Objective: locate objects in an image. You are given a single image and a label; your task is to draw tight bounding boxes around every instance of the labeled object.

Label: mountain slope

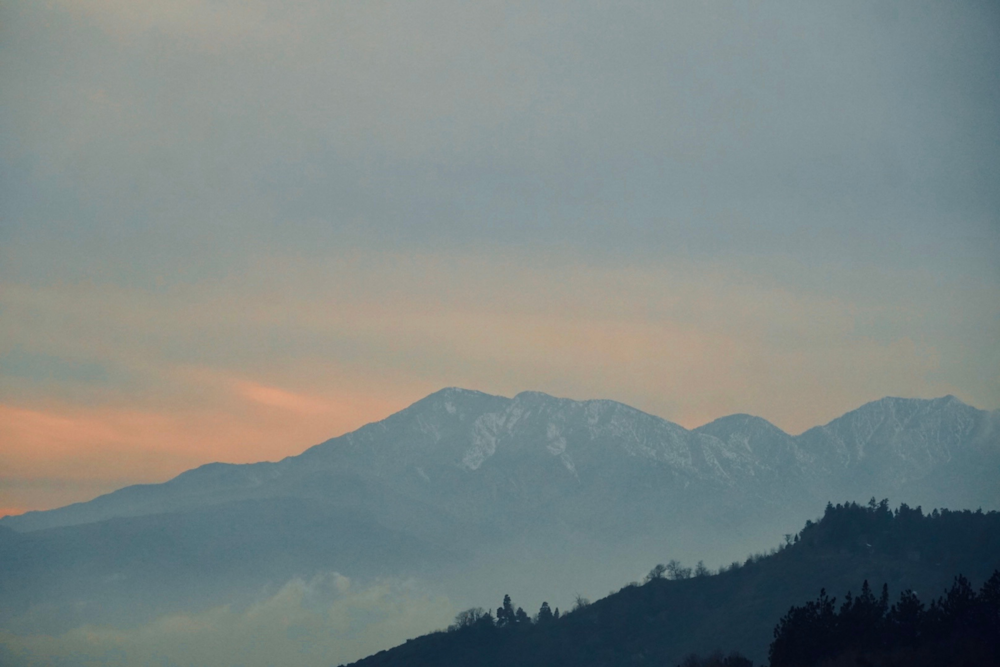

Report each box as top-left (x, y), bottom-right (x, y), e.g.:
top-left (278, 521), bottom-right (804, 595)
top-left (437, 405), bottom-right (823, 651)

top-left (0, 390), bottom-right (996, 640)
top-left (0, 388), bottom-right (797, 535)
top-left (796, 396), bottom-right (999, 499)
top-left (345, 503), bottom-right (1000, 667)
top-left (5, 390), bottom-right (995, 534)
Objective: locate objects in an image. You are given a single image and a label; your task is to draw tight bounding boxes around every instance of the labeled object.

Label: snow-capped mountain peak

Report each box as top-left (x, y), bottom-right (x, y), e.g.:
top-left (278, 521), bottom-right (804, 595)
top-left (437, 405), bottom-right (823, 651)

top-left (1, 390), bottom-right (996, 534)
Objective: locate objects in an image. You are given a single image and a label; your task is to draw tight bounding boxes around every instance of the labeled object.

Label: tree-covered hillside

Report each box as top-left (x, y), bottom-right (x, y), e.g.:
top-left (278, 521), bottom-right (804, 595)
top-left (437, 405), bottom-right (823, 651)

top-left (770, 571), bottom-right (999, 666)
top-left (345, 501), bottom-right (1000, 666)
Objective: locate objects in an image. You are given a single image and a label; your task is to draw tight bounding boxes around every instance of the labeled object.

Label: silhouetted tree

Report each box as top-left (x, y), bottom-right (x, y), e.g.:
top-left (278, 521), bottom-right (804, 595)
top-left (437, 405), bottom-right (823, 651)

top-left (771, 571), bottom-right (1000, 666)
top-left (886, 589), bottom-right (925, 646)
top-left (496, 594), bottom-right (515, 627)
top-left (514, 606), bottom-right (530, 625)
top-left (449, 607), bottom-right (488, 631)
top-left (769, 588), bottom-right (837, 666)
top-left (836, 580), bottom-right (888, 652)
top-left (666, 559), bottom-right (692, 580)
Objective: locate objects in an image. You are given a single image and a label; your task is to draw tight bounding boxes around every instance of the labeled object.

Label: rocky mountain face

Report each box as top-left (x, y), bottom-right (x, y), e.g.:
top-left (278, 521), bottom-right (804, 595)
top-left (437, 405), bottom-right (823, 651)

top-left (0, 390), bottom-right (997, 635)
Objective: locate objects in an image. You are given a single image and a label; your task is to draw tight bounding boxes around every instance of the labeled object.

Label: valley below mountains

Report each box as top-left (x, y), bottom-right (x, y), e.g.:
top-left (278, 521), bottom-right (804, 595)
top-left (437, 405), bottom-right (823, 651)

top-left (346, 501), bottom-right (1000, 667)
top-left (1, 389), bottom-right (998, 664)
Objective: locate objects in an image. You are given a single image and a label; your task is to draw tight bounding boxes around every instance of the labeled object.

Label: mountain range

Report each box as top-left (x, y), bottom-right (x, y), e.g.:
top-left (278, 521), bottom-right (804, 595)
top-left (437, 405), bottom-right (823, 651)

top-left (1, 389), bottom-right (997, 657)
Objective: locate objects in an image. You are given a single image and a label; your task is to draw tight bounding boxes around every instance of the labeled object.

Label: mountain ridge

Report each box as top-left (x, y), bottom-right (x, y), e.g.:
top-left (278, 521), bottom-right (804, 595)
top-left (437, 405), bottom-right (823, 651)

top-left (0, 389), bottom-right (996, 646)
top-left (2, 390), bottom-right (996, 534)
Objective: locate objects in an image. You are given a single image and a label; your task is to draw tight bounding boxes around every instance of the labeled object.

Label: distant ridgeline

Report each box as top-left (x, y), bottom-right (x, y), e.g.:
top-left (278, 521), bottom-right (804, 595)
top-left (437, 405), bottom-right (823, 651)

top-left (345, 501), bottom-right (1000, 667)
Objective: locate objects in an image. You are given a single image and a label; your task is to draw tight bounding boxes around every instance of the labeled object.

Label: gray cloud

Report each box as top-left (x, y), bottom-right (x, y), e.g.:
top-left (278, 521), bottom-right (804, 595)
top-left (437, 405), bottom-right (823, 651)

top-left (2, 1), bottom-right (997, 275)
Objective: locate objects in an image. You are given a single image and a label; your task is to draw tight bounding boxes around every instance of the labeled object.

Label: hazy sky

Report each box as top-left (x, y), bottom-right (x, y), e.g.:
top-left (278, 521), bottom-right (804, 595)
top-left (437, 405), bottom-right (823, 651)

top-left (2, 0), bottom-right (998, 516)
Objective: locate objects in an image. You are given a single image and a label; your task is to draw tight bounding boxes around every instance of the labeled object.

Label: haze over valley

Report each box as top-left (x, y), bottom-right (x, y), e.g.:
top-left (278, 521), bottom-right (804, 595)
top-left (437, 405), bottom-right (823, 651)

top-left (2, 390), bottom-right (997, 664)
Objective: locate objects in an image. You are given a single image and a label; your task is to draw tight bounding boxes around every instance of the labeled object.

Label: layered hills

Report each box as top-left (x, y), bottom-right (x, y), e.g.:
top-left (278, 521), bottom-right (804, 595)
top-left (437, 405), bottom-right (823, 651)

top-left (1, 389), bottom-right (997, 646)
top-left (345, 502), bottom-right (1000, 667)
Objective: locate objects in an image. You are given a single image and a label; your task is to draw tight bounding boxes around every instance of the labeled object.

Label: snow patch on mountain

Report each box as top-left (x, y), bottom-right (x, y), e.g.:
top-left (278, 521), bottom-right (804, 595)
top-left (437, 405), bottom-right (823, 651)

top-left (462, 413), bottom-right (502, 470)
top-left (545, 423), bottom-right (567, 456)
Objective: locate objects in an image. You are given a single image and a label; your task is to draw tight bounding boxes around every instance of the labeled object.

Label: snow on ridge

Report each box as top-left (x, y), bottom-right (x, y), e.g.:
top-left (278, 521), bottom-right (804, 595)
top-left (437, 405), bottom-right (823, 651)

top-left (545, 423), bottom-right (567, 456)
top-left (461, 412), bottom-right (503, 470)
top-left (808, 394), bottom-right (986, 473)
top-left (453, 391), bottom-right (705, 474)
top-left (358, 390), bottom-right (986, 488)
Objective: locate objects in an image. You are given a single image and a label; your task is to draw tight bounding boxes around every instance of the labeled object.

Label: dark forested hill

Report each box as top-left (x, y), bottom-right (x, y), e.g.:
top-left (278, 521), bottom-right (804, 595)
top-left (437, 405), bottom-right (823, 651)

top-left (345, 501), bottom-right (1000, 667)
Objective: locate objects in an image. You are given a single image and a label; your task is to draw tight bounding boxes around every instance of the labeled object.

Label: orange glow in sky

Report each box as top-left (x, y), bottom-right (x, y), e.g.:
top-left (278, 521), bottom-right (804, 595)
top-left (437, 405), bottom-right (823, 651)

top-left (2, 0), bottom-right (997, 519)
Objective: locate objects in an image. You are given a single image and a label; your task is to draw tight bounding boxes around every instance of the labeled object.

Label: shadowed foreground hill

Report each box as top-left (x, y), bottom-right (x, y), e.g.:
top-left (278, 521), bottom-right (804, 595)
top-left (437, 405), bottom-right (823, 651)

top-left (345, 501), bottom-right (1000, 667)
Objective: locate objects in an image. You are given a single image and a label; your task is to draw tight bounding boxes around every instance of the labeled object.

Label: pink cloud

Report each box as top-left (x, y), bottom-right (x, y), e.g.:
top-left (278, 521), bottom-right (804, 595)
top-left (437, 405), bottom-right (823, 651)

top-left (0, 381), bottom-right (409, 514)
top-left (234, 381), bottom-right (334, 415)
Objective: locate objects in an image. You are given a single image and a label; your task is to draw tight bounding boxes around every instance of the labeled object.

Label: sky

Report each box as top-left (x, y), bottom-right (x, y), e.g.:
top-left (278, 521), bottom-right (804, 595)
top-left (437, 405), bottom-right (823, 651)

top-left (1, 0), bottom-right (999, 518)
